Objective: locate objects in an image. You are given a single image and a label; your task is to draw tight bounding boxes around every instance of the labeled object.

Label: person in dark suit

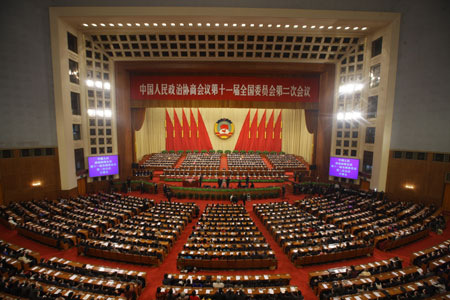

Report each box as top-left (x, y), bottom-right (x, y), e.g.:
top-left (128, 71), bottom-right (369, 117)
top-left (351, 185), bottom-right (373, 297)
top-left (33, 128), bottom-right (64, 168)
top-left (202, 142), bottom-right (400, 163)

top-left (127, 177), bottom-right (131, 192)
top-left (218, 178), bottom-right (223, 188)
top-left (226, 177), bottom-right (230, 188)
top-left (245, 175), bottom-right (249, 187)
top-left (199, 175), bottom-right (203, 187)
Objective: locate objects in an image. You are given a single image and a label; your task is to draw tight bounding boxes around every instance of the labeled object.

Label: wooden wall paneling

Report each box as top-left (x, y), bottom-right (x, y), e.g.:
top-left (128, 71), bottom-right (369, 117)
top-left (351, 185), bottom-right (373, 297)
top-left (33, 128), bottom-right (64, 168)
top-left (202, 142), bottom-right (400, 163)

top-left (77, 177), bottom-right (86, 195)
top-left (443, 183), bottom-right (450, 215)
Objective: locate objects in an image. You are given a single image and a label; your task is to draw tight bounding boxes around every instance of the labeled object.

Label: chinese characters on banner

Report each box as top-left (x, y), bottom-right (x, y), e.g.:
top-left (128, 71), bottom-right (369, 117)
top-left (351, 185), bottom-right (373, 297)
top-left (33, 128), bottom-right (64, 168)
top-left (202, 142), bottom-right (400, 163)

top-left (130, 75), bottom-right (319, 102)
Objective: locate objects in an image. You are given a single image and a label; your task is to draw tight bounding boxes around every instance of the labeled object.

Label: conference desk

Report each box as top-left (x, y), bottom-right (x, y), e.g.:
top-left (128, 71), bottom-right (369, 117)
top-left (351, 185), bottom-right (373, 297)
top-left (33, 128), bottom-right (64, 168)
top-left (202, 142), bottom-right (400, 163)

top-left (340, 276), bottom-right (440, 300)
top-left (47, 256), bottom-right (147, 287)
top-left (292, 246), bottom-right (374, 267)
top-left (375, 228), bottom-right (429, 251)
top-left (429, 254), bottom-right (450, 272)
top-left (308, 257), bottom-right (403, 288)
top-left (177, 251), bottom-right (277, 270)
top-left (0, 254), bottom-right (22, 271)
top-left (159, 285), bottom-right (299, 297)
top-left (183, 178), bottom-right (199, 187)
top-left (0, 239), bottom-right (40, 263)
top-left (317, 266), bottom-right (421, 297)
top-left (163, 273), bottom-right (291, 287)
top-left (18, 225), bottom-right (76, 250)
top-left (410, 239), bottom-right (450, 265)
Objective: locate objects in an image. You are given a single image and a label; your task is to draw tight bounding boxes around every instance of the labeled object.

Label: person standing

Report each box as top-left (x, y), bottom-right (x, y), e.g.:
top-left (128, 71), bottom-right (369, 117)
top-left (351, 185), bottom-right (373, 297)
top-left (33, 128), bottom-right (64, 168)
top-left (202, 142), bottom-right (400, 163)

top-left (199, 174), bottom-right (203, 187)
top-left (127, 177), bottom-right (131, 192)
top-left (218, 178), bottom-right (223, 188)
top-left (167, 189), bottom-right (173, 203)
top-left (245, 175), bottom-right (250, 187)
top-left (226, 177), bottom-right (230, 188)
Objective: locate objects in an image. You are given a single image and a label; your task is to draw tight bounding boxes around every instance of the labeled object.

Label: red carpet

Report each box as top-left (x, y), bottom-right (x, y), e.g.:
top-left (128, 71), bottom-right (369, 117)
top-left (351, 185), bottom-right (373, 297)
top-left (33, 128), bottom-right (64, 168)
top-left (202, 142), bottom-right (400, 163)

top-left (220, 155), bottom-right (228, 170)
top-left (1, 189), bottom-right (449, 300)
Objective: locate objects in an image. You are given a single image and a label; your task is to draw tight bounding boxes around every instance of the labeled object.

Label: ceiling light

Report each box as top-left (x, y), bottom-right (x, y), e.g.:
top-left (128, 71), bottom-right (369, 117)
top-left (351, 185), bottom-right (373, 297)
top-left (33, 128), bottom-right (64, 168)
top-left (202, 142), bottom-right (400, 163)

top-left (404, 184), bottom-right (415, 190)
top-left (82, 23), bottom-right (89, 27)
top-left (215, 23), bottom-right (220, 27)
top-left (336, 26), bottom-right (342, 30)
top-left (224, 23), bottom-right (228, 27)
top-left (171, 23), bottom-right (176, 26)
top-left (339, 83), bottom-right (364, 94)
top-left (353, 26), bottom-right (359, 30)
top-left (345, 26), bottom-right (350, 30)
top-left (32, 181), bottom-right (42, 187)
top-left (319, 25), bottom-right (324, 29)
top-left (91, 23), bottom-right (97, 27)
top-left (250, 24), bottom-right (255, 27)
top-left (310, 25), bottom-right (316, 29)
top-left (232, 23), bottom-right (237, 27)
top-left (293, 25), bottom-right (298, 28)
top-left (135, 23), bottom-right (141, 27)
top-left (118, 23), bottom-right (123, 27)
top-left (328, 25), bottom-right (333, 29)
top-left (162, 23), bottom-right (167, 27)
top-left (104, 109), bottom-right (112, 118)
top-left (285, 24), bottom-right (290, 28)
top-left (100, 23), bottom-right (106, 27)
top-left (362, 27), bottom-right (368, 30)
top-left (197, 23), bottom-right (202, 27)
top-left (95, 81), bottom-right (103, 89)
top-left (302, 25), bottom-right (307, 29)
top-left (126, 23), bottom-right (132, 27)
top-left (109, 23), bottom-right (115, 27)
top-left (144, 23), bottom-right (149, 27)
top-left (268, 24), bottom-right (272, 28)
top-left (259, 24), bottom-right (263, 27)
top-left (87, 109), bottom-right (96, 117)
top-left (96, 110), bottom-right (104, 117)
top-left (206, 23), bottom-right (211, 27)
top-left (337, 112), bottom-right (344, 120)
top-left (104, 82), bottom-right (111, 90)
top-left (188, 23), bottom-right (193, 27)
top-left (241, 24), bottom-right (246, 27)
top-left (86, 80), bottom-right (94, 87)
top-left (276, 24), bottom-right (281, 28)
top-left (179, 23), bottom-right (184, 27)
top-left (153, 23), bottom-right (158, 27)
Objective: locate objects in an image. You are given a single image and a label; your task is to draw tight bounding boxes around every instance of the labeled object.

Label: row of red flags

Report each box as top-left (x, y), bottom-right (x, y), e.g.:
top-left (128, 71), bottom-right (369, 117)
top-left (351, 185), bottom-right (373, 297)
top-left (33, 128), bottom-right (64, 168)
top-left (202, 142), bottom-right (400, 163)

top-left (164, 109), bottom-right (282, 152)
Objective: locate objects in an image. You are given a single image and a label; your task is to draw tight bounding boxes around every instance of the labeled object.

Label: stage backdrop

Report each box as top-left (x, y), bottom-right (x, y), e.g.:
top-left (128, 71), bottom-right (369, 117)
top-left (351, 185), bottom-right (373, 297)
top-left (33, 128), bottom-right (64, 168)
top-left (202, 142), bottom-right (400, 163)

top-left (135, 108), bottom-right (313, 163)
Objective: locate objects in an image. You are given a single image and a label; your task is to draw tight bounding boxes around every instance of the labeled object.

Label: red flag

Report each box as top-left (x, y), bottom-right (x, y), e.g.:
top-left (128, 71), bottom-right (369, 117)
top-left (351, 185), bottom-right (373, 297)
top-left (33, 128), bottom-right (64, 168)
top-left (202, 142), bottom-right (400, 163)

top-left (273, 110), bottom-right (282, 152)
top-left (182, 109), bottom-right (192, 151)
top-left (165, 109), bottom-right (174, 151)
top-left (234, 109), bottom-right (251, 151)
top-left (173, 109), bottom-right (183, 151)
top-left (190, 109), bottom-right (199, 151)
top-left (248, 110), bottom-right (258, 151)
top-left (197, 109), bottom-right (213, 151)
top-left (256, 110), bottom-right (266, 151)
top-left (265, 110), bottom-right (275, 152)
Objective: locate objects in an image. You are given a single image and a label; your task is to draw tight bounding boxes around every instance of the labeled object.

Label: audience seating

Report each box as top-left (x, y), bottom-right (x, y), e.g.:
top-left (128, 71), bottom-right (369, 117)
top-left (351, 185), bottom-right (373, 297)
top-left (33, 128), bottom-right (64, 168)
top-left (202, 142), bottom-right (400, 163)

top-left (411, 239), bottom-right (450, 269)
top-left (140, 152), bottom-right (181, 169)
top-left (266, 153), bottom-right (306, 171)
top-left (177, 204), bottom-right (277, 270)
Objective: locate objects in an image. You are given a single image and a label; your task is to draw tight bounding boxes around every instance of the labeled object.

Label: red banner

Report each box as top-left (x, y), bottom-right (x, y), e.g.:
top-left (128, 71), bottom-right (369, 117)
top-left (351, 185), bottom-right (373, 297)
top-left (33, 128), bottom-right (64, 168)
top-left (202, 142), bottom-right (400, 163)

top-left (131, 75), bottom-right (319, 102)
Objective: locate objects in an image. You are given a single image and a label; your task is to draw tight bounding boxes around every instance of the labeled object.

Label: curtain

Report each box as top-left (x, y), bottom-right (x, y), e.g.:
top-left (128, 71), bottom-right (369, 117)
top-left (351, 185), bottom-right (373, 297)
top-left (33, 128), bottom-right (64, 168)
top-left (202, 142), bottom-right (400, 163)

top-left (304, 109), bottom-right (319, 134)
top-left (131, 108), bottom-right (146, 131)
top-left (282, 109), bottom-right (314, 163)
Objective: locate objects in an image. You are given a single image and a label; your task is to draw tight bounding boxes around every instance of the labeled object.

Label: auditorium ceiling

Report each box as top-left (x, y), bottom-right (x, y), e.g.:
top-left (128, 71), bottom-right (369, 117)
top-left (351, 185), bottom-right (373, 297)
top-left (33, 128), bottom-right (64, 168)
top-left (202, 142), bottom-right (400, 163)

top-left (61, 9), bottom-right (393, 63)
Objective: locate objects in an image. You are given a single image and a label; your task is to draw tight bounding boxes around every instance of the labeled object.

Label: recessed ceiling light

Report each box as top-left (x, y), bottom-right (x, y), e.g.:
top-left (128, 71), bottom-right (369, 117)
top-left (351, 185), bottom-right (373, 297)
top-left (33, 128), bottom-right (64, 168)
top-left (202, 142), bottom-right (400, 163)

top-left (117, 23), bottom-right (123, 27)
top-left (336, 26), bottom-right (342, 30)
top-left (100, 23), bottom-right (106, 27)
top-left (267, 24), bottom-right (272, 28)
top-left (285, 24), bottom-right (290, 28)
top-left (310, 25), bottom-right (316, 29)
top-left (319, 25), bottom-right (324, 29)
top-left (153, 23), bottom-right (158, 27)
top-left (345, 26), bottom-right (350, 30)
top-left (232, 23), bottom-right (237, 27)
top-left (353, 27), bottom-right (359, 30)
top-left (180, 23), bottom-right (184, 27)
top-left (126, 23), bottom-right (132, 27)
top-left (171, 23), bottom-right (176, 27)
top-left (328, 25), bottom-right (333, 29)
top-left (206, 23), bottom-right (211, 27)
top-left (362, 27), bottom-right (368, 30)
top-left (250, 24), bottom-right (255, 27)
top-left (293, 25), bottom-right (298, 28)
top-left (241, 23), bottom-right (246, 27)
top-left (259, 24), bottom-right (263, 27)
top-left (91, 23), bottom-right (97, 27)
top-left (188, 23), bottom-right (193, 27)
top-left (302, 25), bottom-right (307, 29)
top-left (109, 23), bottom-right (115, 27)
top-left (135, 23), bottom-right (140, 27)
top-left (144, 23), bottom-right (149, 26)
top-left (276, 24), bottom-right (281, 28)
top-left (224, 23), bottom-right (228, 27)
top-left (82, 23), bottom-right (89, 27)
top-left (215, 23), bottom-right (220, 27)
top-left (162, 23), bottom-right (167, 27)
top-left (197, 23), bottom-right (202, 27)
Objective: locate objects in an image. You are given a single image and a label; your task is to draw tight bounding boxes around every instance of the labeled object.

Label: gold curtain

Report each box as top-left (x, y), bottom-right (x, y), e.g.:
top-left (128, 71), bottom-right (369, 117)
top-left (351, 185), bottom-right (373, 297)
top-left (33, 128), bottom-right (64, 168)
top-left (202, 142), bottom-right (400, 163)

top-left (131, 108), bottom-right (146, 131)
top-left (282, 109), bottom-right (314, 163)
top-left (135, 108), bottom-right (165, 160)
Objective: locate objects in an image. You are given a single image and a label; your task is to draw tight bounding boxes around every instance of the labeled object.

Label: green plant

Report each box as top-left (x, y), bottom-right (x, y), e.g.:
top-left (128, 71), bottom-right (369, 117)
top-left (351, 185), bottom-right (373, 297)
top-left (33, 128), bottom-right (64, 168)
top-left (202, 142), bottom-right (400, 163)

top-left (162, 150), bottom-right (168, 153)
top-left (209, 149), bottom-right (216, 154)
top-left (225, 150), bottom-right (231, 154)
top-left (217, 150), bottom-right (223, 154)
top-left (201, 150), bottom-right (208, 153)
top-left (193, 150), bottom-right (199, 153)
top-left (233, 150), bottom-right (239, 153)
top-left (177, 150), bottom-right (184, 154)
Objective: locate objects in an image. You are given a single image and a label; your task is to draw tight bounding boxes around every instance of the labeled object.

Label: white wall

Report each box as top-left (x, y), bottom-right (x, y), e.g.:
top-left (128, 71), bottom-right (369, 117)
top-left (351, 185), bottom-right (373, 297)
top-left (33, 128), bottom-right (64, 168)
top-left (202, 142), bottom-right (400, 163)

top-left (1, 0), bottom-right (449, 152)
